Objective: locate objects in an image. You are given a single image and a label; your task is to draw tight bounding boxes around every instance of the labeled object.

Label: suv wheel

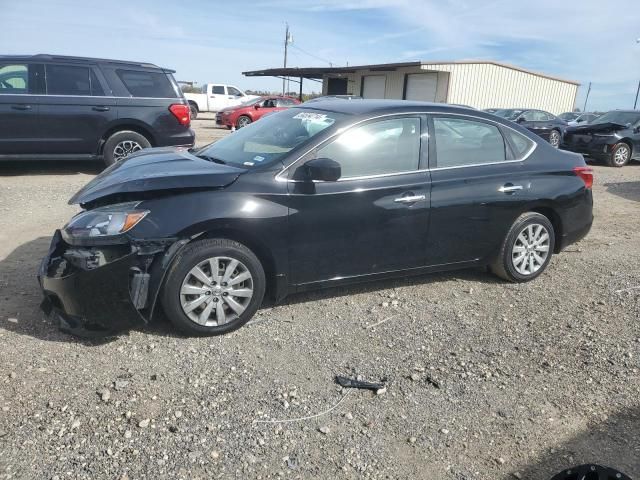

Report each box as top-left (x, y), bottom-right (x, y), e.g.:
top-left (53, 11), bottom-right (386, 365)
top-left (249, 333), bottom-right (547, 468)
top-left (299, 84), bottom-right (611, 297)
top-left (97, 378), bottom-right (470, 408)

top-left (103, 131), bottom-right (151, 166)
top-left (161, 239), bottom-right (266, 336)
top-left (189, 102), bottom-right (198, 119)
top-left (490, 212), bottom-right (555, 282)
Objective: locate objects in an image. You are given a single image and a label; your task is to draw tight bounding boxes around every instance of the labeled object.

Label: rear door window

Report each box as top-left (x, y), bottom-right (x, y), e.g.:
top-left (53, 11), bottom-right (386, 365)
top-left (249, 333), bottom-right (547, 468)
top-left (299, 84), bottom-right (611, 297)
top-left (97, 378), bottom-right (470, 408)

top-left (46, 64), bottom-right (91, 95)
top-left (212, 85), bottom-right (225, 94)
top-left (90, 70), bottom-right (106, 96)
top-left (433, 117), bottom-right (507, 168)
top-left (116, 69), bottom-right (177, 98)
top-left (0, 64), bottom-right (29, 94)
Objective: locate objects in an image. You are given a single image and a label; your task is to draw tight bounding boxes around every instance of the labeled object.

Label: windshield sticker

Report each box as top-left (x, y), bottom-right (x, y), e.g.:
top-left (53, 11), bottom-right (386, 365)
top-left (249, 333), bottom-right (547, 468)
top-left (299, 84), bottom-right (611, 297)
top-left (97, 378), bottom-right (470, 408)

top-left (243, 161), bottom-right (255, 166)
top-left (293, 112), bottom-right (328, 121)
top-left (253, 155), bottom-right (265, 162)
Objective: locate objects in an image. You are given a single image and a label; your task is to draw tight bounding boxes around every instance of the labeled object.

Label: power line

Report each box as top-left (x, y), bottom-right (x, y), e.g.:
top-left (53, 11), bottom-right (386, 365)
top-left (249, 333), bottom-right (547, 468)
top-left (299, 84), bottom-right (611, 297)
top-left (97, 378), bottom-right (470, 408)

top-left (289, 44), bottom-right (333, 67)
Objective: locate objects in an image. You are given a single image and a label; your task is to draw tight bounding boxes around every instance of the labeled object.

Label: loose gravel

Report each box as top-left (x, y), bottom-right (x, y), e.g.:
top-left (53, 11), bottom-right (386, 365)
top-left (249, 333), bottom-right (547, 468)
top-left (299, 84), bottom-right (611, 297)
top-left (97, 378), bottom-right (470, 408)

top-left (0, 117), bottom-right (639, 479)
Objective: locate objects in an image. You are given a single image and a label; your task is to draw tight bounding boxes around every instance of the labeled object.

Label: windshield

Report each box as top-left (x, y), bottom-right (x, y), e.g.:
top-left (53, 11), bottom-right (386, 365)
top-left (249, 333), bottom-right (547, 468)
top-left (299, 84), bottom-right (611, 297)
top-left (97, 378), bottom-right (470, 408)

top-left (240, 96), bottom-right (264, 106)
top-left (559, 112), bottom-right (579, 121)
top-left (592, 111), bottom-right (640, 126)
top-left (493, 109), bottom-right (523, 120)
top-left (196, 108), bottom-right (346, 167)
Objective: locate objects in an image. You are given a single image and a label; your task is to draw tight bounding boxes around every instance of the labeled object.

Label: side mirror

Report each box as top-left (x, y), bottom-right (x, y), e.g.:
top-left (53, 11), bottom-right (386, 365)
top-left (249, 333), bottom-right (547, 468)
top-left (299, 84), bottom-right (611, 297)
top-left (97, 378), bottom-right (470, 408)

top-left (254, 104), bottom-right (260, 109)
top-left (516, 117), bottom-right (525, 124)
top-left (304, 158), bottom-right (341, 182)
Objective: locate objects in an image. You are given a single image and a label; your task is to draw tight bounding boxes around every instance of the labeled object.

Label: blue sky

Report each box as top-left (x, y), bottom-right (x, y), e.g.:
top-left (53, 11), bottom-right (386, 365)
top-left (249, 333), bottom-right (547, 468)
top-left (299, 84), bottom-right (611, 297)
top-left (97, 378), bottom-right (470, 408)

top-left (2, 0), bottom-right (639, 111)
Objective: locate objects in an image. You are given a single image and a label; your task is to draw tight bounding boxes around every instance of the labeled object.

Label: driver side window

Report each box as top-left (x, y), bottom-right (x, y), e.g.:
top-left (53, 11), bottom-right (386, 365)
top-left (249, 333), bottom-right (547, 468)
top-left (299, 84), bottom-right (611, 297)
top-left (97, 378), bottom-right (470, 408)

top-left (316, 117), bottom-right (421, 179)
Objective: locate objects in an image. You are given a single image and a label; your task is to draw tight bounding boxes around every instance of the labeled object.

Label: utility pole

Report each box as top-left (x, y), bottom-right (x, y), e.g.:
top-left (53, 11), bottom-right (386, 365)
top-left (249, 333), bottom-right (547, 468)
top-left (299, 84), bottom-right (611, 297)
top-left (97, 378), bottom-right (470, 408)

top-left (583, 82), bottom-right (591, 112)
top-left (635, 80), bottom-right (640, 109)
top-left (283, 23), bottom-right (292, 95)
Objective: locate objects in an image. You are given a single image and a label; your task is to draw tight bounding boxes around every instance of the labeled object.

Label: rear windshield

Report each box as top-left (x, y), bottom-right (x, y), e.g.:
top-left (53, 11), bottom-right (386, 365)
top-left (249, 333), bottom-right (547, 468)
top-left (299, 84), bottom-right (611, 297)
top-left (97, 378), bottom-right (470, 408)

top-left (116, 69), bottom-right (177, 98)
top-left (196, 108), bottom-right (346, 168)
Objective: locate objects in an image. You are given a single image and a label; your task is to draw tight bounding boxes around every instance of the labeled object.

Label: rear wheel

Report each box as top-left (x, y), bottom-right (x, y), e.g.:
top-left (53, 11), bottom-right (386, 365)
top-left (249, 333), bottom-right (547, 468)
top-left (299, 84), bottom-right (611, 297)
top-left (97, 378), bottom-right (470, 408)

top-left (607, 142), bottom-right (631, 167)
top-left (236, 115), bottom-right (252, 128)
top-left (548, 129), bottom-right (561, 148)
top-left (490, 212), bottom-right (555, 282)
top-left (161, 239), bottom-right (266, 336)
top-left (103, 130), bottom-right (151, 166)
top-left (189, 102), bottom-right (199, 119)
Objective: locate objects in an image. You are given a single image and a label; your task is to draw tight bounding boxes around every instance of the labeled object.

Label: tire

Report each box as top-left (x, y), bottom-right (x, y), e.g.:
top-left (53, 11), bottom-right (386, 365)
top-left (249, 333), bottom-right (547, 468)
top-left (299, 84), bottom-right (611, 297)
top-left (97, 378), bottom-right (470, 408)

top-left (548, 129), bottom-right (561, 148)
top-left (606, 142), bottom-right (631, 167)
top-left (189, 102), bottom-right (198, 119)
top-left (161, 239), bottom-right (266, 336)
top-left (103, 130), bottom-right (151, 166)
top-left (236, 115), bottom-right (252, 128)
top-left (490, 212), bottom-right (555, 283)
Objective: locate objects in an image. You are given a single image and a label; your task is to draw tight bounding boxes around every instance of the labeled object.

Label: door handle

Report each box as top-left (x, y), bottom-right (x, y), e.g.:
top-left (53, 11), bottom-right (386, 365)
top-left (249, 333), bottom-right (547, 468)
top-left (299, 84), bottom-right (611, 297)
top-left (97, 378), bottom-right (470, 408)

top-left (11, 104), bottom-right (31, 110)
top-left (498, 184), bottom-right (523, 193)
top-left (92, 106), bottom-right (110, 112)
top-left (394, 194), bottom-right (426, 203)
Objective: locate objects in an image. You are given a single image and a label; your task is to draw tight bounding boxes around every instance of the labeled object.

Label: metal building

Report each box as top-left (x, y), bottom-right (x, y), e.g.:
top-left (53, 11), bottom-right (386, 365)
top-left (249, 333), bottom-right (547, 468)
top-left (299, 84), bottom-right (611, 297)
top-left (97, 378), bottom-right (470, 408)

top-left (243, 60), bottom-right (579, 114)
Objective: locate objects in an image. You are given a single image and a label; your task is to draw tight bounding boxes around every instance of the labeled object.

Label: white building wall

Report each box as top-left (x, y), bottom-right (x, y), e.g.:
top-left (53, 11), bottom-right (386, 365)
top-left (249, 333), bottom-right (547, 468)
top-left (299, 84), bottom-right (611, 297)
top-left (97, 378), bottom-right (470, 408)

top-left (421, 63), bottom-right (578, 114)
top-left (322, 63), bottom-right (578, 115)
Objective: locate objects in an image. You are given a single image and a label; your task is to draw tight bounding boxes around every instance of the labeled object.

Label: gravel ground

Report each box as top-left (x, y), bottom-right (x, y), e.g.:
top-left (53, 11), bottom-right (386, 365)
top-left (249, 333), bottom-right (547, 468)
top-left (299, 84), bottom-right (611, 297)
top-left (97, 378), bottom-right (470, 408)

top-left (1, 116), bottom-right (639, 480)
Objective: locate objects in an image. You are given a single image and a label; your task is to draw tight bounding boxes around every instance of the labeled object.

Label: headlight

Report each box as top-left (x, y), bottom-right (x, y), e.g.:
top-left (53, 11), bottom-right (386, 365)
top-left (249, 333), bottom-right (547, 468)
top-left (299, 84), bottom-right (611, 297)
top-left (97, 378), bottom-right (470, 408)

top-left (62, 202), bottom-right (149, 244)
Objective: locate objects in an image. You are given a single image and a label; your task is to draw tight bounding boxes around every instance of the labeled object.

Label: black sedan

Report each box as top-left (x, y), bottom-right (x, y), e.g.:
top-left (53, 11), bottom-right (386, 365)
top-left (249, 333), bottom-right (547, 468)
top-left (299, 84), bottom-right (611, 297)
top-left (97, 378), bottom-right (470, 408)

top-left (493, 109), bottom-right (568, 148)
top-left (561, 110), bottom-right (640, 167)
top-left (38, 100), bottom-right (593, 337)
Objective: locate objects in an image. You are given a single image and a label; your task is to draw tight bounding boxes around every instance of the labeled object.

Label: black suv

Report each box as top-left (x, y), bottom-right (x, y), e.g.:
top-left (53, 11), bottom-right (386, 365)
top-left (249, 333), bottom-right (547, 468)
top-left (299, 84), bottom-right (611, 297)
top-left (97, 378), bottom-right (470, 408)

top-left (0, 54), bottom-right (195, 165)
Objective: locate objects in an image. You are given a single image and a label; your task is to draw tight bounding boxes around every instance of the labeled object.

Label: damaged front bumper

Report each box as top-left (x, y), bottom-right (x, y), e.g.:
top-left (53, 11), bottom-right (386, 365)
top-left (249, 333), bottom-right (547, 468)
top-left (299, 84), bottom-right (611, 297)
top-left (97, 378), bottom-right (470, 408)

top-left (37, 230), bottom-right (176, 337)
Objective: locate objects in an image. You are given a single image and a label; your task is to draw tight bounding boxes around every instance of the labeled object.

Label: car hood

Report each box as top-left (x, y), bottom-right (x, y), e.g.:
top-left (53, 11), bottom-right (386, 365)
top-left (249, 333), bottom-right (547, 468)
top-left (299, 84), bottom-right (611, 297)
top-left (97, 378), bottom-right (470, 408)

top-left (69, 148), bottom-right (246, 205)
top-left (567, 122), bottom-right (628, 134)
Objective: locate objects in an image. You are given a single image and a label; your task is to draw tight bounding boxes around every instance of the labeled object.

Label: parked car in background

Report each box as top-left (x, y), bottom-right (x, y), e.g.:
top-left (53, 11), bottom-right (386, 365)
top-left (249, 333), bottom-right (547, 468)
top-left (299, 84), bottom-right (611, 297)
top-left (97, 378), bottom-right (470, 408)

top-left (215, 95), bottom-right (300, 129)
top-left (493, 108), bottom-right (567, 148)
top-left (305, 95), bottom-right (363, 103)
top-left (184, 84), bottom-right (258, 118)
top-left (39, 101), bottom-right (593, 337)
top-left (558, 112), bottom-right (599, 126)
top-left (0, 54), bottom-right (194, 166)
top-left (561, 110), bottom-right (640, 167)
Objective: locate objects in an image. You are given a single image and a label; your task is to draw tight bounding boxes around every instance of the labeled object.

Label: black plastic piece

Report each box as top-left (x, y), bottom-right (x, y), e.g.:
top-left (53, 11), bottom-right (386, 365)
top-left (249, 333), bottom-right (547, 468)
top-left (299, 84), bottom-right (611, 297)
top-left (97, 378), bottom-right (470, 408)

top-left (336, 376), bottom-right (385, 391)
top-left (550, 464), bottom-right (632, 480)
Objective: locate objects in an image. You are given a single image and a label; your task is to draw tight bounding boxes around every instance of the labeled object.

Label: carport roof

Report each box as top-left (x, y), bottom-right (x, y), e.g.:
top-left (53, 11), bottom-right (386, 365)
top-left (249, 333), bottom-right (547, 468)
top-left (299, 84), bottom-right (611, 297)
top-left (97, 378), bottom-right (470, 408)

top-left (243, 60), bottom-right (579, 85)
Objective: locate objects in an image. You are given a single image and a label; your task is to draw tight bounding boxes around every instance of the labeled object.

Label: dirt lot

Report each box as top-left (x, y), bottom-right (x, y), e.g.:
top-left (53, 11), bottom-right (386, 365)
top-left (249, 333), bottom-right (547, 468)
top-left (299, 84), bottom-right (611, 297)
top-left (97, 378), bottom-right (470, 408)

top-left (1, 115), bottom-right (639, 480)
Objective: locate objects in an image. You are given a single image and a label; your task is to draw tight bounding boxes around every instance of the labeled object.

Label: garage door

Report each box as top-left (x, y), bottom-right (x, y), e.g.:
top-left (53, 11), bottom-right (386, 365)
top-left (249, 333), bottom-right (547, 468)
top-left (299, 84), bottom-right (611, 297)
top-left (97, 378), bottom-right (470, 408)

top-left (404, 73), bottom-right (438, 101)
top-left (361, 75), bottom-right (386, 99)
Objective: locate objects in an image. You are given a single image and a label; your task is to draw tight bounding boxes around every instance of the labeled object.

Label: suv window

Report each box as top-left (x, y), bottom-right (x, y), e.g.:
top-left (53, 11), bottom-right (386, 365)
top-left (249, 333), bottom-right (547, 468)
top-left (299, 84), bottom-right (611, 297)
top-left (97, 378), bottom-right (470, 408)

top-left (46, 64), bottom-right (91, 96)
top-left (227, 86), bottom-right (242, 96)
top-left (212, 85), bottom-right (225, 94)
top-left (116, 69), bottom-right (177, 98)
top-left (317, 117), bottom-right (421, 178)
top-left (0, 64), bottom-right (29, 94)
top-left (433, 117), bottom-right (506, 167)
top-left (90, 70), bottom-right (105, 96)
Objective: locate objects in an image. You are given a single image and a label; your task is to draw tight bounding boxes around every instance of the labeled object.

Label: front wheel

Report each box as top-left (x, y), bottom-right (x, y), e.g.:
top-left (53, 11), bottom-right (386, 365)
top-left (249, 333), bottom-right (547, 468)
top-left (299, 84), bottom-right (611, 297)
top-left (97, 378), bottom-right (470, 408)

top-left (548, 129), bottom-right (561, 148)
top-left (161, 239), bottom-right (266, 336)
top-left (607, 142), bottom-right (631, 167)
top-left (490, 212), bottom-right (555, 282)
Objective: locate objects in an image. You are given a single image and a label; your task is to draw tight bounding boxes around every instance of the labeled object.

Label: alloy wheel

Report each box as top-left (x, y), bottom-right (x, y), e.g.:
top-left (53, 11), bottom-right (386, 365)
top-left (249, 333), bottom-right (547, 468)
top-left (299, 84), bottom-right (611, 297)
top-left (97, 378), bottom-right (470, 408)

top-left (237, 117), bottom-right (251, 128)
top-left (179, 256), bottom-right (254, 327)
top-left (511, 223), bottom-right (550, 275)
top-left (614, 144), bottom-right (630, 166)
top-left (113, 140), bottom-right (143, 162)
top-left (549, 130), bottom-right (560, 148)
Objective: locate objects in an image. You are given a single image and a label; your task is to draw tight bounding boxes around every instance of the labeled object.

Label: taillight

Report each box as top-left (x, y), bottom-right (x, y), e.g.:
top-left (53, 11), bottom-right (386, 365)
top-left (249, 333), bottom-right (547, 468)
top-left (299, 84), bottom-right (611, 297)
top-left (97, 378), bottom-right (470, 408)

top-left (169, 104), bottom-right (191, 127)
top-left (573, 166), bottom-right (593, 189)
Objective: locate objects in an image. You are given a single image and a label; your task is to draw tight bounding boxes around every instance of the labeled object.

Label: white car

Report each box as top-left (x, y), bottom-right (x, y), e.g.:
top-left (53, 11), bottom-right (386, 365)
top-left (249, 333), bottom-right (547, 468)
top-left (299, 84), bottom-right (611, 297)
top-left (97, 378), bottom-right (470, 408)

top-left (184, 84), bottom-right (258, 118)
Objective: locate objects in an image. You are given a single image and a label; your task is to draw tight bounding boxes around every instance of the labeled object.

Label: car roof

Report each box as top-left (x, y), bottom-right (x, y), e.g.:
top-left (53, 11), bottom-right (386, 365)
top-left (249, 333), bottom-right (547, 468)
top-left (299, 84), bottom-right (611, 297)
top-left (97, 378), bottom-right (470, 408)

top-left (0, 54), bottom-right (173, 72)
top-left (291, 99), bottom-right (483, 116)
